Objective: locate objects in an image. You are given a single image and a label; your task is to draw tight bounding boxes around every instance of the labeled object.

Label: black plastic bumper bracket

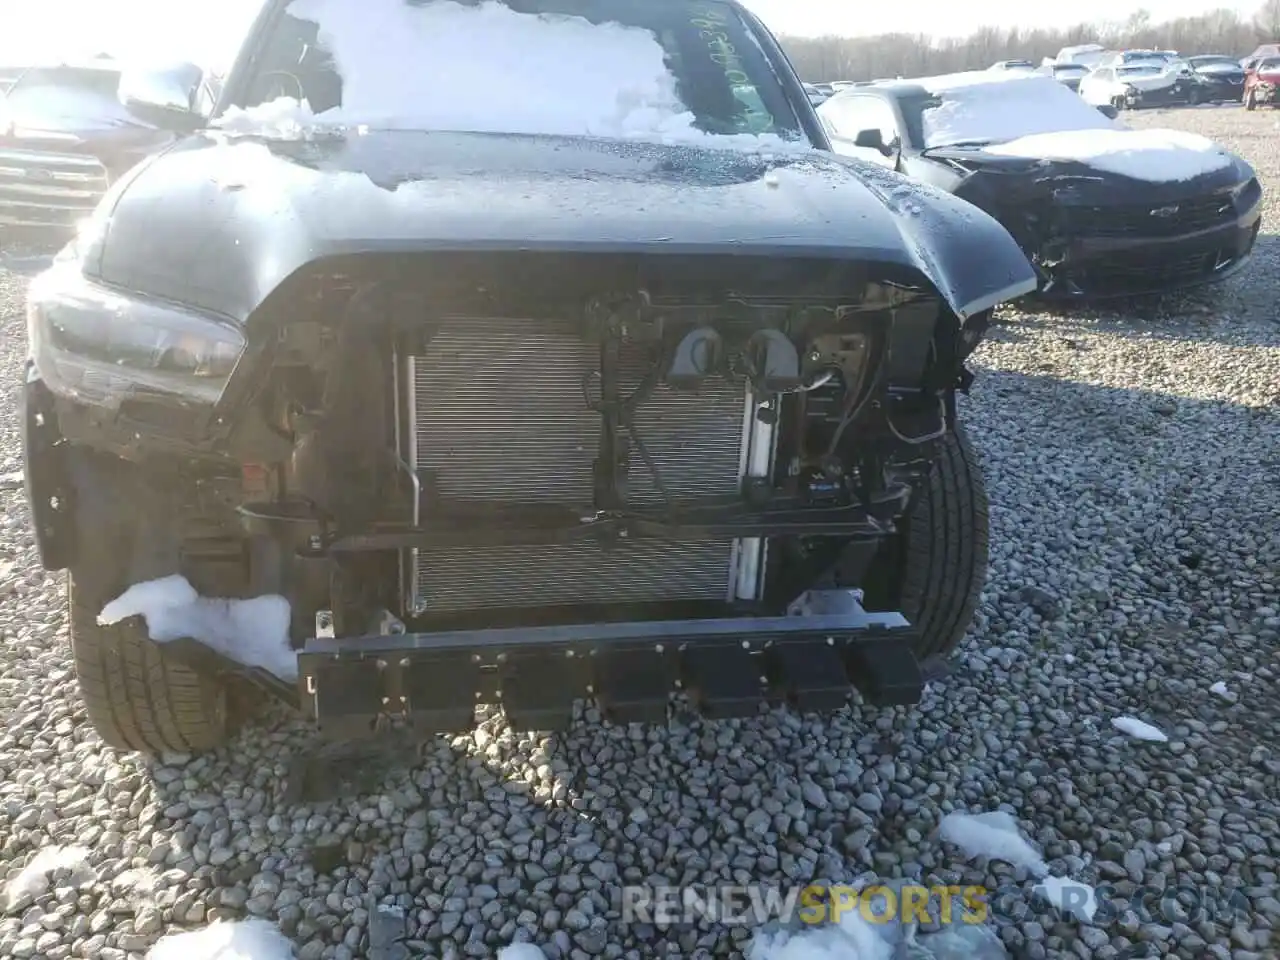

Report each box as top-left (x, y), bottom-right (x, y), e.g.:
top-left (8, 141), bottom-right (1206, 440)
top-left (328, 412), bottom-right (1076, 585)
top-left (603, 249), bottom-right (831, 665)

top-left (501, 653), bottom-right (584, 730)
top-left (845, 634), bottom-right (924, 706)
top-left (681, 643), bottom-right (764, 720)
top-left (402, 653), bottom-right (479, 733)
top-left (764, 640), bottom-right (853, 713)
top-left (313, 659), bottom-right (383, 738)
top-left (593, 648), bottom-right (677, 725)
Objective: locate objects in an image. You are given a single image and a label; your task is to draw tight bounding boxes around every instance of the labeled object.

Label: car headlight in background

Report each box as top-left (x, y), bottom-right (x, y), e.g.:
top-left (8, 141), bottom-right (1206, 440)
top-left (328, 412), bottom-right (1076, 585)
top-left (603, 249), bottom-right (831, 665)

top-left (27, 260), bottom-right (245, 410)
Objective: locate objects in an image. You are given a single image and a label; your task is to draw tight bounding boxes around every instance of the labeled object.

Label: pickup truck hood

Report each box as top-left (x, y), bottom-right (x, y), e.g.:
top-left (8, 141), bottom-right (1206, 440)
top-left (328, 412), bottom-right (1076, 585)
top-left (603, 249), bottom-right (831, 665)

top-left (91, 129), bottom-right (1037, 323)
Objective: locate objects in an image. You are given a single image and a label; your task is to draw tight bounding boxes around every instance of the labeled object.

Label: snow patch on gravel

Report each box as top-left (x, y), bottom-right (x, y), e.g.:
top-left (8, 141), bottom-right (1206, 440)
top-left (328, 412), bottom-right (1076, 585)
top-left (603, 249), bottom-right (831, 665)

top-left (146, 919), bottom-right (295, 959)
top-left (99, 574), bottom-right (296, 681)
top-left (938, 810), bottom-right (1048, 875)
top-left (1032, 874), bottom-right (1099, 923)
top-left (745, 910), bottom-right (892, 960)
top-left (1110, 716), bottom-right (1169, 741)
top-left (2, 845), bottom-right (92, 913)
top-left (498, 944), bottom-right (554, 960)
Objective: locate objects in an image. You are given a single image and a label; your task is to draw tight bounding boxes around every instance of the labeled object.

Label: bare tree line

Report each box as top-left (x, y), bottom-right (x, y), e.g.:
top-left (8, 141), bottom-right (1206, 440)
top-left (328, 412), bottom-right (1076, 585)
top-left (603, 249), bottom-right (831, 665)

top-left (779, 2), bottom-right (1280, 82)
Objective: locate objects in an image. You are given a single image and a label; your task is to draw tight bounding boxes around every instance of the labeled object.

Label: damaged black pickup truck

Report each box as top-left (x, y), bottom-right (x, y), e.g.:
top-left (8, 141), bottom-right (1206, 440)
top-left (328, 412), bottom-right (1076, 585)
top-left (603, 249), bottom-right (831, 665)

top-left (22, 0), bottom-right (1037, 754)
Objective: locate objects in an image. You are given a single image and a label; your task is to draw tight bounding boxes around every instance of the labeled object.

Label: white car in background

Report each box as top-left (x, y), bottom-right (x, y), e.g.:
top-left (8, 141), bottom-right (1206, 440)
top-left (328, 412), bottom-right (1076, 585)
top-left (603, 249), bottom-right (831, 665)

top-left (1079, 59), bottom-right (1203, 109)
top-left (1054, 43), bottom-right (1107, 68)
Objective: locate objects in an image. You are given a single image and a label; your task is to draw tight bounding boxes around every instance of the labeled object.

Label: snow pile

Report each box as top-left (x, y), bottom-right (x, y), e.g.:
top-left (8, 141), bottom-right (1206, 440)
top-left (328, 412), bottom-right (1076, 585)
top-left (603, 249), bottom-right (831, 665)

top-left (938, 810), bottom-right (1048, 876)
top-left (1032, 875), bottom-right (1099, 923)
top-left (985, 128), bottom-right (1233, 182)
top-left (1110, 715), bottom-right (1169, 741)
top-left (498, 945), bottom-right (551, 960)
top-left (99, 574), bottom-right (296, 681)
top-left (215, 0), bottom-right (800, 151)
top-left (746, 909), bottom-right (893, 960)
top-left (939, 810), bottom-right (1099, 924)
top-left (920, 74), bottom-right (1118, 148)
top-left (146, 919), bottom-right (295, 960)
top-left (2, 845), bottom-right (93, 913)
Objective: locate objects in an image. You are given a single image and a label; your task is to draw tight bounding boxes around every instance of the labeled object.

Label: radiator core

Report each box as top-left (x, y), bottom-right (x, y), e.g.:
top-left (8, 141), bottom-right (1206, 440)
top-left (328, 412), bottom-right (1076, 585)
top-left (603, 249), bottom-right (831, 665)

top-left (403, 319), bottom-right (755, 614)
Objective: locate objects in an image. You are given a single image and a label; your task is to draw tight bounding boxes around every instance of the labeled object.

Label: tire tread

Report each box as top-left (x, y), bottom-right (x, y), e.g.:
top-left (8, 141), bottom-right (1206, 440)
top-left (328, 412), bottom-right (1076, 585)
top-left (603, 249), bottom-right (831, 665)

top-left (69, 577), bottom-right (227, 754)
top-left (897, 425), bottom-right (990, 660)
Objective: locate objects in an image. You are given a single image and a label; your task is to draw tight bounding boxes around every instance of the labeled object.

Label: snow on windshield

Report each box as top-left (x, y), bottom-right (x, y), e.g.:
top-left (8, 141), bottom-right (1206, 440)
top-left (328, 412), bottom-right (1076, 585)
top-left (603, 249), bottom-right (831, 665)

top-left (920, 74), bottom-right (1117, 149)
top-left (215, 0), bottom-right (808, 152)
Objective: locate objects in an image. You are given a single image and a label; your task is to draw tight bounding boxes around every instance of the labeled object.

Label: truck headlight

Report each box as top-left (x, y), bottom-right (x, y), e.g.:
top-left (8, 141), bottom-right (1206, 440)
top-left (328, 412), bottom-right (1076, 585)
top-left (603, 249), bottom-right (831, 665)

top-left (27, 261), bottom-right (245, 410)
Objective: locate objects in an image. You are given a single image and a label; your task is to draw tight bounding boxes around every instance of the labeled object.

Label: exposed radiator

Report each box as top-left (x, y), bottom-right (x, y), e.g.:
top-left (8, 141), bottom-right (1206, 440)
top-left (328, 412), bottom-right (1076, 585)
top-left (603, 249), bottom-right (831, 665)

top-left (402, 319), bottom-right (756, 614)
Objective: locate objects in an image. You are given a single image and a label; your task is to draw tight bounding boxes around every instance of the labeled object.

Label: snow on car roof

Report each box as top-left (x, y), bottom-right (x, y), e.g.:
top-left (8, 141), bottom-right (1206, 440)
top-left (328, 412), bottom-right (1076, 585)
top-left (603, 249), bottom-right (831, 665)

top-left (215, 0), bottom-right (810, 153)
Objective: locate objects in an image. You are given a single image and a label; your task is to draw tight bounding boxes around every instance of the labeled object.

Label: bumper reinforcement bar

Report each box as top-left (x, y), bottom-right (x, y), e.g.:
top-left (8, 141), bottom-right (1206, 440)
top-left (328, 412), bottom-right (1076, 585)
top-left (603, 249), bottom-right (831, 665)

top-left (289, 590), bottom-right (923, 739)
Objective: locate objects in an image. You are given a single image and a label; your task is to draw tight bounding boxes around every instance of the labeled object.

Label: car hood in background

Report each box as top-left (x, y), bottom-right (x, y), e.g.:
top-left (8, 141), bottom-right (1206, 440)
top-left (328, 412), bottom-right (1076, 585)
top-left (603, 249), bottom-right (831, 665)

top-left (929, 128), bottom-right (1246, 185)
top-left (88, 129), bottom-right (1038, 323)
top-left (926, 135), bottom-right (1253, 206)
top-left (0, 85), bottom-right (154, 136)
top-left (1115, 70), bottom-right (1181, 92)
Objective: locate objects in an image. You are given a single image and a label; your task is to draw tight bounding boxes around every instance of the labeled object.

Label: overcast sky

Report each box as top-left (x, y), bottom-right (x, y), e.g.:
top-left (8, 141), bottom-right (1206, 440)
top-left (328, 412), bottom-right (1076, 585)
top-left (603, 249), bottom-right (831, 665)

top-left (0, 0), bottom-right (1263, 70)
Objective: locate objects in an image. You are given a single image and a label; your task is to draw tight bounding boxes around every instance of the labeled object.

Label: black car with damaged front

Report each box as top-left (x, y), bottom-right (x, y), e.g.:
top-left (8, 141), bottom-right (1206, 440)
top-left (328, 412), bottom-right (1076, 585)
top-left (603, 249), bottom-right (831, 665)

top-left (1186, 54), bottom-right (1248, 102)
top-left (22, 0), bottom-right (1036, 755)
top-left (819, 72), bottom-right (1261, 299)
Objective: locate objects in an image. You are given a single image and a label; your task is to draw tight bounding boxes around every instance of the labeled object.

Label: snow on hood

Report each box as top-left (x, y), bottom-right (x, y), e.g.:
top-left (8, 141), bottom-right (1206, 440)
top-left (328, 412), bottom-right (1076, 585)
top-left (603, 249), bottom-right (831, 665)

top-left (919, 74), bottom-right (1119, 149)
top-left (214, 0), bottom-right (806, 153)
top-left (981, 128), bottom-right (1235, 182)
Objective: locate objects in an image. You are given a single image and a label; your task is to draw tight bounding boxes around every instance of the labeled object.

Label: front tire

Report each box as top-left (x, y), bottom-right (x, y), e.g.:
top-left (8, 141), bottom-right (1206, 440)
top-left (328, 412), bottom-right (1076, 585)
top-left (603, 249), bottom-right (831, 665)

top-left (69, 569), bottom-right (231, 754)
top-left (862, 424), bottom-right (990, 662)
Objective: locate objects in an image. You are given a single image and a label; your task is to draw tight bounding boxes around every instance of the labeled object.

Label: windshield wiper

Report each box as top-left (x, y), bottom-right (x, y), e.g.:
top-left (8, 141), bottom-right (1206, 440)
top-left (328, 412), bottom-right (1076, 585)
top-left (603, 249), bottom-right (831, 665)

top-left (921, 139), bottom-right (996, 155)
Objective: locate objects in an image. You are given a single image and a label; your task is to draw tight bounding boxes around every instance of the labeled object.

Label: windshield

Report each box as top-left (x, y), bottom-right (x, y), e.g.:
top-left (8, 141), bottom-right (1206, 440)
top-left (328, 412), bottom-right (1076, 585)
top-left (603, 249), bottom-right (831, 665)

top-left (1261, 57), bottom-right (1280, 70)
top-left (1052, 65), bottom-right (1087, 75)
top-left (1190, 56), bottom-right (1239, 67)
top-left (229, 0), bottom-right (806, 146)
top-left (911, 75), bottom-right (1116, 150)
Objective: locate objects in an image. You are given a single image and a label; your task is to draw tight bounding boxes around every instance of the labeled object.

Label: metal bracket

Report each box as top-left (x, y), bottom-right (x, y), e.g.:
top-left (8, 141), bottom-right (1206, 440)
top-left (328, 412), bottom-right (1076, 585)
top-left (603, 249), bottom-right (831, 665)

top-left (373, 608), bottom-right (406, 636)
top-left (315, 609), bottom-right (335, 639)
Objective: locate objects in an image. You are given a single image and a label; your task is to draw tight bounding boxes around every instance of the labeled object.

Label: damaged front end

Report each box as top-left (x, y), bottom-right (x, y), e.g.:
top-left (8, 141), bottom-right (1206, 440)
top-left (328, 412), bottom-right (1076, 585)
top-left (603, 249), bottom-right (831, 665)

top-left (28, 249), bottom-right (990, 736)
top-left (949, 159), bottom-right (1263, 299)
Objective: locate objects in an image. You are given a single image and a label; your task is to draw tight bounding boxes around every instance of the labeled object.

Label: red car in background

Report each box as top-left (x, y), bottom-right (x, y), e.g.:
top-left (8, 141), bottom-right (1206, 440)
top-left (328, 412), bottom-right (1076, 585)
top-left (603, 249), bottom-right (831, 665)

top-left (1244, 55), bottom-right (1280, 109)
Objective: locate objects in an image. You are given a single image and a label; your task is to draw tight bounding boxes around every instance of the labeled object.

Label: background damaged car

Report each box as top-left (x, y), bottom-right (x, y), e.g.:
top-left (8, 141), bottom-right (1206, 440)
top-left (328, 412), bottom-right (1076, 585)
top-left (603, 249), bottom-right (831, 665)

top-left (0, 58), bottom-right (215, 235)
top-left (1244, 56), bottom-right (1280, 109)
top-left (1078, 56), bottom-right (1209, 110)
top-left (1185, 54), bottom-right (1248, 103)
top-left (21, 0), bottom-right (1038, 753)
top-left (818, 72), bottom-right (1261, 299)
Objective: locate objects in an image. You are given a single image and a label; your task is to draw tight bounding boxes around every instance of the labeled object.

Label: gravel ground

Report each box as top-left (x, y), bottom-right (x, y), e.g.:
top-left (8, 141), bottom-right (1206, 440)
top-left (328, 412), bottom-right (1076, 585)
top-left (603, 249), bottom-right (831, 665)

top-left (1, 105), bottom-right (1278, 960)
